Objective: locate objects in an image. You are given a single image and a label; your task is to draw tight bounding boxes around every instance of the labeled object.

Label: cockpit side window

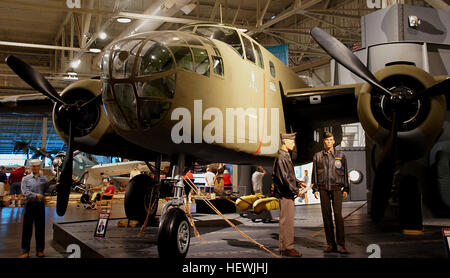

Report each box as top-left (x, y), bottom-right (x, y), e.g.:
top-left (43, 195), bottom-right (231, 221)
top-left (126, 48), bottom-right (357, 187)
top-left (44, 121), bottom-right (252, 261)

top-left (241, 36), bottom-right (255, 64)
top-left (139, 41), bottom-right (174, 76)
top-left (269, 61), bottom-right (276, 77)
top-left (195, 26), bottom-right (243, 58)
top-left (212, 56), bottom-right (224, 76)
top-left (198, 37), bottom-right (221, 56)
top-left (253, 43), bottom-right (264, 69)
top-left (192, 48), bottom-right (210, 77)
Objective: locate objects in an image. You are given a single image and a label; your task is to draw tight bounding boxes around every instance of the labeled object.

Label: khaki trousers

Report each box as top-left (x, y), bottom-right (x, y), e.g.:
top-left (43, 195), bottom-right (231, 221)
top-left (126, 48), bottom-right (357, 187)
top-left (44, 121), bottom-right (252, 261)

top-left (279, 197), bottom-right (295, 250)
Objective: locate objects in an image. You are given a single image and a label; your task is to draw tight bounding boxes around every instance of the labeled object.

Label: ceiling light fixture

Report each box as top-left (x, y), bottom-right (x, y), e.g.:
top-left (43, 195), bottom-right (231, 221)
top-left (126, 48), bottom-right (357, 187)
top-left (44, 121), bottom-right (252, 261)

top-left (117, 17), bottom-right (131, 23)
top-left (99, 32), bottom-right (107, 40)
top-left (70, 59), bottom-right (81, 68)
top-left (89, 48), bottom-right (102, 53)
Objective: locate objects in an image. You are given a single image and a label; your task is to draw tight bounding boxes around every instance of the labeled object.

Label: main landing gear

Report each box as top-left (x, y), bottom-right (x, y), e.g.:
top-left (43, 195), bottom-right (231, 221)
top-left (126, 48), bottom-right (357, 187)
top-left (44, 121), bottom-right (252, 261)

top-left (124, 153), bottom-right (191, 258)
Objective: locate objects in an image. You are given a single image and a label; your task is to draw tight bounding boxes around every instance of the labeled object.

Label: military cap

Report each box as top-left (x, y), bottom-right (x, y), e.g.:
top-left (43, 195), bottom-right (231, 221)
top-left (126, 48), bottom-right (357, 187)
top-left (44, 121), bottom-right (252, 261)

top-left (280, 132), bottom-right (296, 140)
top-left (29, 159), bottom-right (42, 166)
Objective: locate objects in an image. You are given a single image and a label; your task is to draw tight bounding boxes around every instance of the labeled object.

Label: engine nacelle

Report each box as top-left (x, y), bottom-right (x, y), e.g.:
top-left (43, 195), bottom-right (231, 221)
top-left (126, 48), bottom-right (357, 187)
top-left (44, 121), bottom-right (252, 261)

top-left (52, 79), bottom-right (159, 161)
top-left (357, 65), bottom-right (447, 161)
top-left (53, 79), bottom-right (110, 151)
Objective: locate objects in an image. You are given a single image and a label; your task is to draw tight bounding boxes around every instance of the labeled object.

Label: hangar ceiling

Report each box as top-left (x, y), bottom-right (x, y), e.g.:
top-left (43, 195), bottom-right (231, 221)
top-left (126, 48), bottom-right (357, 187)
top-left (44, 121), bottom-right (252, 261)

top-left (0, 0), bottom-right (444, 155)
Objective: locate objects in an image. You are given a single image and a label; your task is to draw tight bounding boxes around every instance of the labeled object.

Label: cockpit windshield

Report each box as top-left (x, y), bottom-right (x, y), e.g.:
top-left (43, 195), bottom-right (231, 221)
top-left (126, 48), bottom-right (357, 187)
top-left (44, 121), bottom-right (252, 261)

top-left (194, 26), bottom-right (243, 58)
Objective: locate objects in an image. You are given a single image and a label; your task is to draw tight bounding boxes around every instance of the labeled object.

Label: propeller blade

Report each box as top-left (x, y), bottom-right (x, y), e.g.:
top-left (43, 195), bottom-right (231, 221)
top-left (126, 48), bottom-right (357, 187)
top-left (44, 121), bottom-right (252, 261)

top-left (56, 120), bottom-right (74, 216)
top-left (410, 77), bottom-right (450, 101)
top-left (310, 27), bottom-right (392, 97)
top-left (79, 93), bottom-right (103, 109)
top-left (370, 111), bottom-right (399, 222)
top-left (5, 55), bottom-right (67, 106)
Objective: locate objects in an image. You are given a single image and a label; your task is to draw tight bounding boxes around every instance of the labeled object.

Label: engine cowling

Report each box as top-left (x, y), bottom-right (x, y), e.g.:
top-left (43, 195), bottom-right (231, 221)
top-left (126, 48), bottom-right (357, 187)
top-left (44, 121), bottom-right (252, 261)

top-left (357, 65), bottom-right (447, 161)
top-left (53, 79), bottom-right (110, 151)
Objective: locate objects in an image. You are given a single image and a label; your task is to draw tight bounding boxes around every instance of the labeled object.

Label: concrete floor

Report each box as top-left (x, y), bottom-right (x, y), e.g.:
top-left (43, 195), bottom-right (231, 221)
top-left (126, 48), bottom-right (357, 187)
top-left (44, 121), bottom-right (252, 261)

top-left (1, 200), bottom-right (449, 258)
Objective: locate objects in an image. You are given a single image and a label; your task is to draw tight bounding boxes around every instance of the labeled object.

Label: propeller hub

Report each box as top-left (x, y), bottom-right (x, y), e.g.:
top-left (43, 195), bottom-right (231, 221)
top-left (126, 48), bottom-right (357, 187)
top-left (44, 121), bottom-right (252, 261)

top-left (371, 74), bottom-right (430, 132)
top-left (380, 86), bottom-right (421, 128)
top-left (54, 88), bottom-right (100, 138)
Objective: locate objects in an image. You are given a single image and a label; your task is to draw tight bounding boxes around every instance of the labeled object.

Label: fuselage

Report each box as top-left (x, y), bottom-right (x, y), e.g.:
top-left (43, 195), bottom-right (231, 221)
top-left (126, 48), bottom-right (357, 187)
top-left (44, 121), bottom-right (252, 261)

top-left (101, 23), bottom-right (307, 164)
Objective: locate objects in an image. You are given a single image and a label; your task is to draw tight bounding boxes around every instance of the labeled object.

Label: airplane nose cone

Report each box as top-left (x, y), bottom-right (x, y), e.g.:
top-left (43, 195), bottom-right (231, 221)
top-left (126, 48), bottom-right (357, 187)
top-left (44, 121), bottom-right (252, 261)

top-left (100, 38), bottom-right (176, 130)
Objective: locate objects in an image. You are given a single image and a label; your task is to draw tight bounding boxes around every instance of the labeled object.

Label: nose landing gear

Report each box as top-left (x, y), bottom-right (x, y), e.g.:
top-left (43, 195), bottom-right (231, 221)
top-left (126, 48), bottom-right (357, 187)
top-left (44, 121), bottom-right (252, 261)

top-left (157, 153), bottom-right (191, 258)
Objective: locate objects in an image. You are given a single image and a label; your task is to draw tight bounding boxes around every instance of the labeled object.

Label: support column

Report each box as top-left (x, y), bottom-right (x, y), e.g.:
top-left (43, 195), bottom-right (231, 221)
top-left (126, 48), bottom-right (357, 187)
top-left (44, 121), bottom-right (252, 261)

top-left (42, 117), bottom-right (48, 151)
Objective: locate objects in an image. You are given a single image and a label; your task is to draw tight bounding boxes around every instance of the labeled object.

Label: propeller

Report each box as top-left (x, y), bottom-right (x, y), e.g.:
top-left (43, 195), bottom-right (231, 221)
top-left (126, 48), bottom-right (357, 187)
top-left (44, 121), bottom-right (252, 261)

top-left (56, 120), bottom-right (74, 216)
top-left (310, 27), bottom-right (392, 98)
top-left (6, 55), bottom-right (67, 105)
top-left (5, 55), bottom-right (97, 216)
top-left (410, 77), bottom-right (450, 101)
top-left (370, 110), bottom-right (399, 222)
top-left (310, 27), bottom-right (449, 222)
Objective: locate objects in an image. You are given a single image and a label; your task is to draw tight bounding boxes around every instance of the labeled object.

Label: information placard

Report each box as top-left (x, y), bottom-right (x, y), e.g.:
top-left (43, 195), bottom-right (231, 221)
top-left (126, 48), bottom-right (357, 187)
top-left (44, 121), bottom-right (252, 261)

top-left (94, 212), bottom-right (110, 238)
top-left (443, 228), bottom-right (450, 258)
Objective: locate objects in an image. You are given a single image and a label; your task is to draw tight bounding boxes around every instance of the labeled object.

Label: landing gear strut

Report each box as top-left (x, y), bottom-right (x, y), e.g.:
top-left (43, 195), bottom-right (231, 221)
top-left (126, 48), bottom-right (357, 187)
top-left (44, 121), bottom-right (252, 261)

top-left (157, 153), bottom-right (191, 258)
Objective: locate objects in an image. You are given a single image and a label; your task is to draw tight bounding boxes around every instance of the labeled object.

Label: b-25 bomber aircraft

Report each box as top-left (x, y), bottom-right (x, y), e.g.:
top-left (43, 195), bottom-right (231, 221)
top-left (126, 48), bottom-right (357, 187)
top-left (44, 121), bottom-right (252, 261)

top-left (4, 20), bottom-right (449, 258)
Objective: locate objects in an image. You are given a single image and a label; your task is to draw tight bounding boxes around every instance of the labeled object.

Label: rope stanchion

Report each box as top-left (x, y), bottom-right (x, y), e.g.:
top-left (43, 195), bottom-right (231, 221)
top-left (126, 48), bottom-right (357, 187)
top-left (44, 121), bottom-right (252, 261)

top-left (184, 178), bottom-right (281, 258)
top-left (311, 201), bottom-right (367, 238)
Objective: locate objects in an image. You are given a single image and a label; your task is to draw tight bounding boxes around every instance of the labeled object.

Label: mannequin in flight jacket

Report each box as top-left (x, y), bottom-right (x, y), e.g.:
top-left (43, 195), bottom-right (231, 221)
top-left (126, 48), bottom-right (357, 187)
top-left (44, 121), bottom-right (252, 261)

top-left (272, 132), bottom-right (302, 257)
top-left (312, 131), bottom-right (349, 254)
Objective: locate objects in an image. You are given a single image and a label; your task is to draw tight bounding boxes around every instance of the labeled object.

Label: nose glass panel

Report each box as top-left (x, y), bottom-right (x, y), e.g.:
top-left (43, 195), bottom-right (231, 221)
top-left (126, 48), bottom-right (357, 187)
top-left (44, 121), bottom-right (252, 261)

top-left (139, 41), bottom-right (174, 76)
top-left (102, 83), bottom-right (128, 130)
top-left (137, 74), bottom-right (176, 99)
top-left (111, 40), bottom-right (142, 79)
top-left (113, 83), bottom-right (138, 129)
top-left (139, 100), bottom-right (171, 129)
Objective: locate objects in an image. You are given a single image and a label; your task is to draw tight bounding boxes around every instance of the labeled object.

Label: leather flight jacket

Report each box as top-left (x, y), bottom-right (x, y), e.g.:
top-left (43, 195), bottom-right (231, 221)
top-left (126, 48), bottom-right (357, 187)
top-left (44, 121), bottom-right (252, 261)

top-left (272, 149), bottom-right (301, 199)
top-left (312, 148), bottom-right (349, 193)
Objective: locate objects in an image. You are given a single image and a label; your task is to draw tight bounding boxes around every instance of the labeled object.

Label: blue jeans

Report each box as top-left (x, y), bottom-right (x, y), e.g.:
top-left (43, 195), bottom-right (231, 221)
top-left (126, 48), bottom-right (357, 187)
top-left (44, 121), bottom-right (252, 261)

top-left (10, 182), bottom-right (21, 195)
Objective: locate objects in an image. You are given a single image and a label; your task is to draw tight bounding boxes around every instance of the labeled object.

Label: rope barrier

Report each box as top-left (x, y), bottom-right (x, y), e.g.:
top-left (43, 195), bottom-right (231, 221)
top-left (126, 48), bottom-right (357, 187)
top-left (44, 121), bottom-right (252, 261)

top-left (138, 187), bottom-right (157, 237)
top-left (184, 178), bottom-right (281, 258)
top-left (185, 192), bottom-right (204, 242)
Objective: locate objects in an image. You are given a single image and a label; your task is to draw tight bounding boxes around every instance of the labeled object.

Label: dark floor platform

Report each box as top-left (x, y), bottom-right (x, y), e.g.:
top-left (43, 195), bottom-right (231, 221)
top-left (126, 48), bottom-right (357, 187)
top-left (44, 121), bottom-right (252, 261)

top-left (50, 201), bottom-right (450, 258)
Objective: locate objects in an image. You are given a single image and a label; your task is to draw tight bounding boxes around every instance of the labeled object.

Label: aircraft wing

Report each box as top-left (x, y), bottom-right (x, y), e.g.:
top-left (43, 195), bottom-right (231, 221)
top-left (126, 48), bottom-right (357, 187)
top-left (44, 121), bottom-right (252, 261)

top-left (83, 160), bottom-right (170, 187)
top-left (83, 161), bottom-right (148, 186)
top-left (284, 83), bottom-right (363, 128)
top-left (87, 161), bottom-right (149, 177)
top-left (0, 94), bottom-right (53, 114)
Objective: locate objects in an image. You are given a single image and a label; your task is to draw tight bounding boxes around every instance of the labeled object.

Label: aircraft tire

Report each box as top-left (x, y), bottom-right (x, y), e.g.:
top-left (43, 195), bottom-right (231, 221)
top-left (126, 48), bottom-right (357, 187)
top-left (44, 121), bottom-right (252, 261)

top-left (157, 208), bottom-right (190, 258)
top-left (435, 151), bottom-right (450, 210)
top-left (124, 174), bottom-right (158, 223)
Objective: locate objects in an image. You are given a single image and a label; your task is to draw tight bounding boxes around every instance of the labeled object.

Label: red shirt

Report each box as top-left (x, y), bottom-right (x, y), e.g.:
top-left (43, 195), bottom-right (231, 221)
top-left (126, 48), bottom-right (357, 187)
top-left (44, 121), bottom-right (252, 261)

top-left (223, 173), bottom-right (232, 185)
top-left (9, 168), bottom-right (25, 183)
top-left (104, 185), bottom-right (115, 194)
top-left (184, 171), bottom-right (193, 180)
